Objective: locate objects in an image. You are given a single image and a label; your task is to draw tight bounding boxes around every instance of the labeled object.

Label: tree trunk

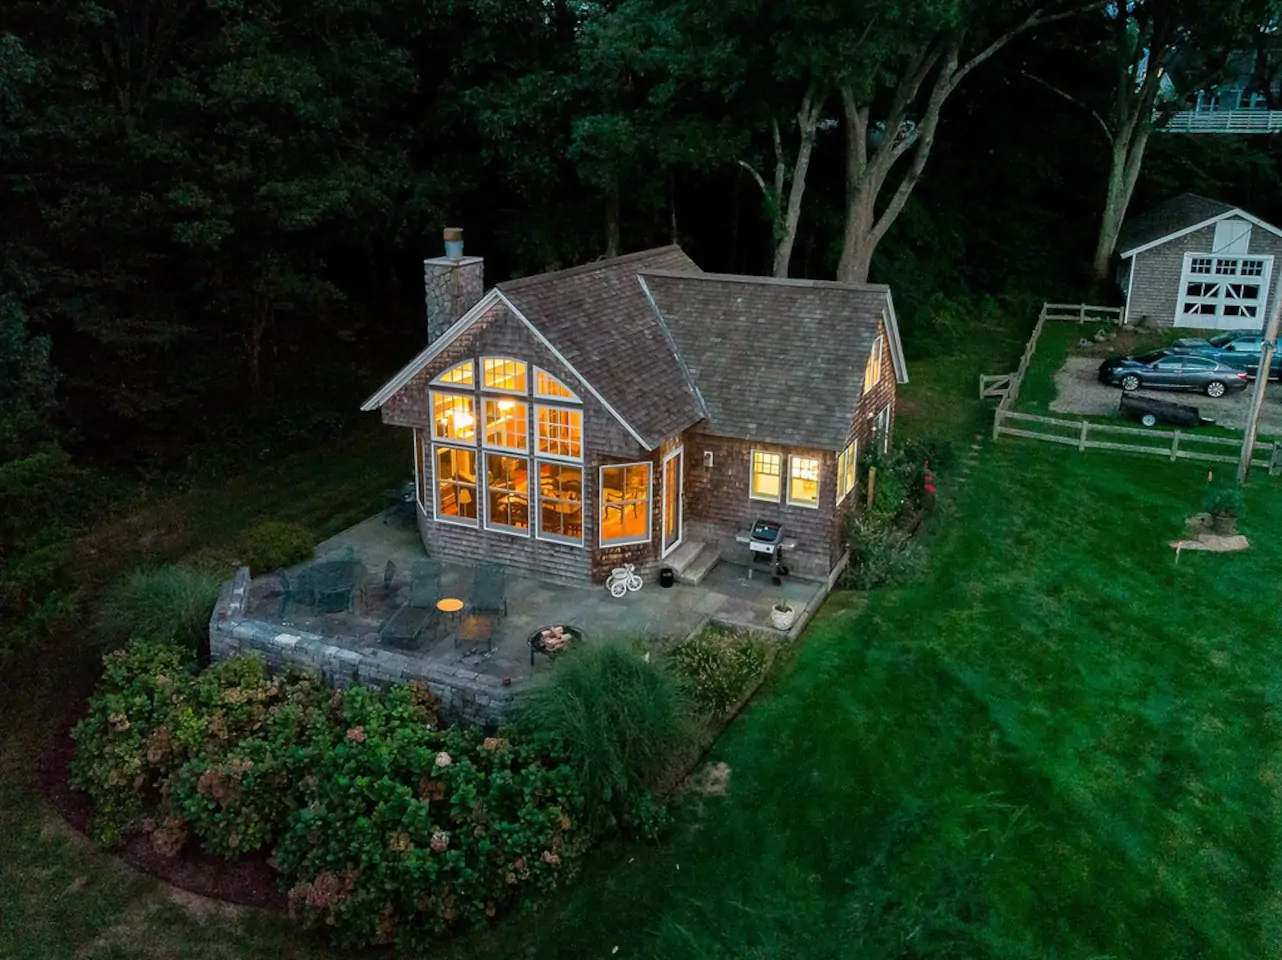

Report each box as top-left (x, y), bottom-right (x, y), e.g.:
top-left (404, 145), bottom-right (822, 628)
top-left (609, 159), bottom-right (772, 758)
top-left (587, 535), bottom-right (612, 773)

top-left (837, 182), bottom-right (878, 284)
top-left (669, 169), bottom-right (679, 245)
top-left (1092, 124), bottom-right (1153, 282)
top-left (772, 98), bottom-right (823, 278)
top-left (605, 187), bottom-right (620, 258)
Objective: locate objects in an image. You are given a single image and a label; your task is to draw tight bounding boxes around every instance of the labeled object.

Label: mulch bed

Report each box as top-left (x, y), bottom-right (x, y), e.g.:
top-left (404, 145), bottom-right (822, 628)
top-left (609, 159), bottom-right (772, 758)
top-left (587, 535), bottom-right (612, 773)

top-left (36, 701), bottom-right (286, 911)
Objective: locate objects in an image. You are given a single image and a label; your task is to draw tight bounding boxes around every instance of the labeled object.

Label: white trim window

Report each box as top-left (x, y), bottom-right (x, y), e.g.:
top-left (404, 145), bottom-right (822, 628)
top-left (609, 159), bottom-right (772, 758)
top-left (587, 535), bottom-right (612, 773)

top-left (835, 440), bottom-right (858, 505)
top-left (537, 461), bottom-right (583, 543)
top-left (535, 367), bottom-right (581, 402)
top-left (432, 360), bottom-right (474, 387)
top-left (484, 453), bottom-right (530, 534)
top-left (434, 444), bottom-right (478, 524)
top-left (787, 456), bottom-right (820, 508)
top-left (483, 397), bottom-right (528, 451)
top-left (749, 450), bottom-right (782, 501)
top-left (872, 404), bottom-right (892, 454)
top-left (431, 390), bottom-right (477, 442)
top-left (1176, 252), bottom-right (1272, 328)
top-left (600, 463), bottom-right (651, 545)
top-left (537, 405), bottom-right (583, 460)
top-left (863, 336), bottom-right (884, 394)
top-left (482, 357), bottom-right (528, 393)
top-left (414, 429), bottom-right (431, 515)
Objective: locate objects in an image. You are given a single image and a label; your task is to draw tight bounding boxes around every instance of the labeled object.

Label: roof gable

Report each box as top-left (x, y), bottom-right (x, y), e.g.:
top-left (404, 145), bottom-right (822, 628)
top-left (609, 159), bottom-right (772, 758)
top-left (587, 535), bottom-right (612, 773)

top-left (639, 272), bottom-right (906, 451)
top-left (1118, 193), bottom-right (1282, 258)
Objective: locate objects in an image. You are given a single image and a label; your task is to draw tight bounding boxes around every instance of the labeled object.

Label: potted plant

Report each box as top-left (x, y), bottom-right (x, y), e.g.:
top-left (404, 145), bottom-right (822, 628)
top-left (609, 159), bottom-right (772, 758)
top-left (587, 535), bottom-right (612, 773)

top-left (1202, 485), bottom-right (1245, 536)
top-left (770, 601), bottom-right (796, 631)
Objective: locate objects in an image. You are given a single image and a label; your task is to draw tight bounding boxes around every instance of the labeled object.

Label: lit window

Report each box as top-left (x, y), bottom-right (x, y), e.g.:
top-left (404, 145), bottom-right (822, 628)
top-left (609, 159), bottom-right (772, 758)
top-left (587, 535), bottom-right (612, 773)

top-left (483, 358), bottom-right (527, 393)
top-left (872, 404), bottom-right (892, 454)
top-left (600, 463), bottom-right (650, 544)
top-left (537, 406), bottom-right (582, 460)
top-left (484, 397), bottom-right (528, 451)
top-left (788, 456), bottom-right (820, 507)
top-left (863, 336), bottom-right (884, 394)
top-left (836, 440), bottom-right (858, 504)
top-left (538, 462), bottom-right (583, 542)
top-left (750, 451), bottom-right (781, 501)
top-left (432, 392), bottom-right (476, 441)
top-left (433, 361), bottom-right (474, 386)
top-left (435, 446), bottom-right (477, 523)
top-left (485, 454), bottom-right (529, 533)
top-left (535, 368), bottom-right (580, 401)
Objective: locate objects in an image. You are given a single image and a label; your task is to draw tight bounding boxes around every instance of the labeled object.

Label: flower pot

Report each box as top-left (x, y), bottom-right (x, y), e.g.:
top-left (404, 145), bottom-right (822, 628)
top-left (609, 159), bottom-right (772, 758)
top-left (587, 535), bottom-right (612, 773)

top-left (1210, 513), bottom-right (1237, 536)
top-left (770, 606), bottom-right (796, 631)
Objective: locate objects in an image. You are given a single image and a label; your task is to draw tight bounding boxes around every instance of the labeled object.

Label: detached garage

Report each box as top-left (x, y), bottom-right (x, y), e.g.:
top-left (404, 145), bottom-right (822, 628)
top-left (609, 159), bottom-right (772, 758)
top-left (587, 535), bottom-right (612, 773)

top-left (1116, 193), bottom-right (1282, 330)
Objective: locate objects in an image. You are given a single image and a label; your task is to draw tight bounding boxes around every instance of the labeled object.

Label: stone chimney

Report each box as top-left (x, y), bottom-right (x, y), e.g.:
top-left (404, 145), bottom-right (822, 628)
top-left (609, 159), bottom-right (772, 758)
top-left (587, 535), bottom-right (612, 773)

top-left (424, 227), bottom-right (484, 343)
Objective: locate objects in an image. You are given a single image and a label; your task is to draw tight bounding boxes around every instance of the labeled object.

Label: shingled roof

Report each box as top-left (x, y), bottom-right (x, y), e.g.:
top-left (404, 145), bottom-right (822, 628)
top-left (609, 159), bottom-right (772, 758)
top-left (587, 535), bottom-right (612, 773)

top-left (640, 272), bottom-right (903, 451)
top-left (497, 246), bottom-right (706, 448)
top-left (1117, 193), bottom-right (1236, 256)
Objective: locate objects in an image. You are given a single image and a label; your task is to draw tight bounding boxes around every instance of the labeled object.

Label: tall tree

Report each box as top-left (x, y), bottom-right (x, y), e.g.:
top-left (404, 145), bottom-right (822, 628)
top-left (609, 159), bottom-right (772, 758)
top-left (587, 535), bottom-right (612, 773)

top-left (833, 0), bottom-right (1095, 283)
top-left (1023, 1), bottom-right (1276, 282)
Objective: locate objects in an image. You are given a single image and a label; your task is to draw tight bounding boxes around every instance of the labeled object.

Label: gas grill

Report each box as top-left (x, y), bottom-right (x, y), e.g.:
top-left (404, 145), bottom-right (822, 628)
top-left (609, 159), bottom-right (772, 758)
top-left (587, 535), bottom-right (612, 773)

top-left (734, 519), bottom-right (796, 586)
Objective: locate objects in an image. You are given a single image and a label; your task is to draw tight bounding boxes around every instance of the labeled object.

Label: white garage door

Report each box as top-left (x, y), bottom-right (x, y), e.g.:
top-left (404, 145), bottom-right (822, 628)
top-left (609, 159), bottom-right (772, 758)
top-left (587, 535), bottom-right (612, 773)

top-left (1175, 254), bottom-right (1271, 330)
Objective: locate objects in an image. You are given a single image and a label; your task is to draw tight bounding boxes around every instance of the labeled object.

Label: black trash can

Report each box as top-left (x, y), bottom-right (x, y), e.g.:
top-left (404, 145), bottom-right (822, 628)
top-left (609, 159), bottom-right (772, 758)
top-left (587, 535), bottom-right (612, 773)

top-left (659, 566), bottom-right (675, 588)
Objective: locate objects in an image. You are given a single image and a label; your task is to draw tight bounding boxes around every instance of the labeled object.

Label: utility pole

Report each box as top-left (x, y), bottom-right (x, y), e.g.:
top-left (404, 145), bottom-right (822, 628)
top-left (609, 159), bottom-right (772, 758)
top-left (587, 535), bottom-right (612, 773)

top-left (1236, 266), bottom-right (1282, 483)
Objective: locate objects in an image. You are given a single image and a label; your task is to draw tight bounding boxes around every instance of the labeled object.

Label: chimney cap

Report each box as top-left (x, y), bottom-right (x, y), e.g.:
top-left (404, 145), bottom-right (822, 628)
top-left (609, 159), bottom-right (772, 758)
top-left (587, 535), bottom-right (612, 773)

top-left (443, 227), bottom-right (464, 243)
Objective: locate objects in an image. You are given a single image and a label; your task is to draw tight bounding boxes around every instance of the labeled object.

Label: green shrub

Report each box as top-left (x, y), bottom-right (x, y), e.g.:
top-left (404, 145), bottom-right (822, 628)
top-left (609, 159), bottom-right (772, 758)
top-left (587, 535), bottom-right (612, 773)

top-left (272, 706), bottom-right (585, 951)
top-left (95, 565), bottom-right (221, 656)
top-left (514, 644), bottom-right (693, 834)
top-left (844, 514), bottom-right (925, 591)
top-left (237, 520), bottom-right (313, 574)
top-left (68, 639), bottom-right (198, 846)
top-left (181, 545), bottom-right (241, 577)
top-left (1203, 485), bottom-right (1245, 519)
top-left (666, 628), bottom-right (769, 718)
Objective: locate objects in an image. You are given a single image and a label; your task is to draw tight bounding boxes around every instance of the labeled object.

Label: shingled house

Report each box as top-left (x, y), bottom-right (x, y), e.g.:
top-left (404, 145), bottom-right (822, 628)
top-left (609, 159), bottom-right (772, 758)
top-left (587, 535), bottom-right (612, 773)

top-left (1117, 193), bottom-right (1282, 329)
top-left (361, 232), bottom-right (907, 586)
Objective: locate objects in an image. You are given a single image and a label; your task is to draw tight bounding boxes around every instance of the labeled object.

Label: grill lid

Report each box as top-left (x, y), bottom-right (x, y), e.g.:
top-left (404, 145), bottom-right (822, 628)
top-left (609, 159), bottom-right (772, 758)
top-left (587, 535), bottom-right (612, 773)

top-left (751, 519), bottom-right (782, 542)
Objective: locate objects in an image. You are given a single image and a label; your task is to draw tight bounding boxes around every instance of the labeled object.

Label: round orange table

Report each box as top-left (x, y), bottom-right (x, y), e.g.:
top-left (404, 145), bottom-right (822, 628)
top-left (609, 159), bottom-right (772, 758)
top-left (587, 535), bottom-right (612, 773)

top-left (436, 598), bottom-right (464, 614)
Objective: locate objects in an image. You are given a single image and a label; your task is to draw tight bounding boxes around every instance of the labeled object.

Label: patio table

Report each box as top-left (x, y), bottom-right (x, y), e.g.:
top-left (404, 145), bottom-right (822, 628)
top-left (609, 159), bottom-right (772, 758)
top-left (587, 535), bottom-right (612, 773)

top-left (308, 560), bottom-right (366, 614)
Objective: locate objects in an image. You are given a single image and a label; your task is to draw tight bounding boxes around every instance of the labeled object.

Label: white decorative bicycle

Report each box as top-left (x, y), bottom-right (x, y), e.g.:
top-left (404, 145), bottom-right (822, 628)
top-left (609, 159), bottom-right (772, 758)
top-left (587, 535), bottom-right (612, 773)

top-left (606, 563), bottom-right (644, 598)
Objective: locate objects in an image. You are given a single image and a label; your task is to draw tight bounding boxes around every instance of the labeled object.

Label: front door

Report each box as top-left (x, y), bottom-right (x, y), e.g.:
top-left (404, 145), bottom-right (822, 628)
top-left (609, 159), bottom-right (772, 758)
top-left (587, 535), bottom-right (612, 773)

top-left (662, 448), bottom-right (683, 556)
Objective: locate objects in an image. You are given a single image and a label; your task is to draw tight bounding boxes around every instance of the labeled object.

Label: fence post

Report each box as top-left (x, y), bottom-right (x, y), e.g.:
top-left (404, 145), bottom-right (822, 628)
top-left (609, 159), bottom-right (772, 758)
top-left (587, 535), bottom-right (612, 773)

top-left (1271, 440), bottom-right (1281, 476)
top-left (992, 408), bottom-right (1003, 441)
top-left (1079, 304), bottom-right (1085, 324)
top-left (1170, 431), bottom-right (1180, 462)
top-left (1078, 420), bottom-right (1088, 451)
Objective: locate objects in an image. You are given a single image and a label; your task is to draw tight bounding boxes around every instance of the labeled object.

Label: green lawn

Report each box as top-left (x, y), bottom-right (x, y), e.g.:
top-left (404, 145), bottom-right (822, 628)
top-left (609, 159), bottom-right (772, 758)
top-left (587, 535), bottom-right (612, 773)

top-left (5, 313), bottom-right (1281, 958)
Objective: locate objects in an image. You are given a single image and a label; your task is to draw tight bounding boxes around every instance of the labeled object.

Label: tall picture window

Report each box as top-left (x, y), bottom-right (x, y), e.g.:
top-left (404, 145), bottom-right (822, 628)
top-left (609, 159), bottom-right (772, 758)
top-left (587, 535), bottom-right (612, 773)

top-left (600, 463), bottom-right (650, 544)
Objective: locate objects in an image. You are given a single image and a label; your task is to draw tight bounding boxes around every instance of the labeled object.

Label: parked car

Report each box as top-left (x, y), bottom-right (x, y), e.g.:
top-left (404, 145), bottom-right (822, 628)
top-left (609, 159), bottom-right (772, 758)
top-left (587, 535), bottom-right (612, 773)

top-left (1097, 348), bottom-right (1250, 397)
top-left (1172, 329), bottom-right (1281, 380)
top-left (1118, 393), bottom-right (1214, 428)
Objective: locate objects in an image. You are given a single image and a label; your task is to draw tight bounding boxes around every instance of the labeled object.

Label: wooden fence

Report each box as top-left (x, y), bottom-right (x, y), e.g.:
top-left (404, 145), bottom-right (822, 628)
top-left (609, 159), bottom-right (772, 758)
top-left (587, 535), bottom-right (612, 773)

top-left (982, 302), bottom-right (1282, 475)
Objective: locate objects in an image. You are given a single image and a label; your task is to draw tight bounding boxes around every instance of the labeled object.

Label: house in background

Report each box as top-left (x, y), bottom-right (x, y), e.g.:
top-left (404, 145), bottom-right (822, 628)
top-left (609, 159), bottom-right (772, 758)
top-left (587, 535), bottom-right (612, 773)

top-left (1116, 193), bottom-right (1282, 330)
top-left (362, 231), bottom-right (907, 587)
top-left (1160, 49), bottom-right (1282, 134)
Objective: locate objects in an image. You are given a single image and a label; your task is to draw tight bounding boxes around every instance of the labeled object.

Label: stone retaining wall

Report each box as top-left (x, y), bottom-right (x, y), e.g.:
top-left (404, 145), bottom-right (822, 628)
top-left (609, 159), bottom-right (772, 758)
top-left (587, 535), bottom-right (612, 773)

top-left (209, 567), bottom-right (518, 726)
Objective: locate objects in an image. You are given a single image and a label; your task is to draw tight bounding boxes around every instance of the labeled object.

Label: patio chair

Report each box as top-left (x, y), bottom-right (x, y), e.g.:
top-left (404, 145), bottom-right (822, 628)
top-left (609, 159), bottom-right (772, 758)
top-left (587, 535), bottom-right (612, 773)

top-left (470, 564), bottom-right (507, 618)
top-left (409, 560), bottom-right (442, 607)
top-left (277, 569), bottom-right (316, 620)
top-left (382, 559), bottom-right (397, 599)
top-left (377, 560), bottom-right (442, 651)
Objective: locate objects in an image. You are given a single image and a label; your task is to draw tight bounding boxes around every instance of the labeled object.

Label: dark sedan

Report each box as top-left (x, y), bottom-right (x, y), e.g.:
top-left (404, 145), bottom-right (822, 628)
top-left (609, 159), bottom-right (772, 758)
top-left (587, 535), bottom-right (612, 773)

top-left (1171, 329), bottom-right (1280, 380)
top-left (1098, 348), bottom-right (1250, 397)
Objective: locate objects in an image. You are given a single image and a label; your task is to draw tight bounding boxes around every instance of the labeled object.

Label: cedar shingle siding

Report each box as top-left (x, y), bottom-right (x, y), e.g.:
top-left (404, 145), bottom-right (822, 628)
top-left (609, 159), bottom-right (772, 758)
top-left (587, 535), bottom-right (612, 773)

top-left (365, 247), bottom-right (906, 585)
top-left (1120, 194), bottom-right (1282, 329)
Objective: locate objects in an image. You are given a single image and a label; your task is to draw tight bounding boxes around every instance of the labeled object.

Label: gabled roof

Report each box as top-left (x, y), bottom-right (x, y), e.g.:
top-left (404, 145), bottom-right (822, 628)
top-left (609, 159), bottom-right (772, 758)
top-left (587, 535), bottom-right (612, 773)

top-left (640, 272), bottom-right (906, 451)
top-left (1117, 193), bottom-right (1282, 258)
top-left (363, 246), bottom-right (909, 453)
top-left (497, 246), bottom-right (706, 448)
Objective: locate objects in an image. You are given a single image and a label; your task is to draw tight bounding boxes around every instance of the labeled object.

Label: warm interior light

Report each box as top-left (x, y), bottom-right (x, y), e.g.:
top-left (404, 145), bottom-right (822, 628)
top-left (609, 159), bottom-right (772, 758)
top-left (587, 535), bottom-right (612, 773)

top-left (498, 398), bottom-right (515, 411)
top-left (453, 410), bottom-right (474, 429)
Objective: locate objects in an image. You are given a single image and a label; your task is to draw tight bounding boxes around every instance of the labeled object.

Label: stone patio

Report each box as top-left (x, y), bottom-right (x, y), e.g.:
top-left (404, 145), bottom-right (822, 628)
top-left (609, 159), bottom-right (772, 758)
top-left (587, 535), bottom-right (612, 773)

top-left (209, 513), bottom-right (832, 724)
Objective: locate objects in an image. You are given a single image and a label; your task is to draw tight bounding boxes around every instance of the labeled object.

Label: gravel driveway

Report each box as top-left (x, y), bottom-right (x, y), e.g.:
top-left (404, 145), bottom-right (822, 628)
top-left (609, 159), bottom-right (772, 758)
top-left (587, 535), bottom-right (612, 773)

top-left (1049, 357), bottom-right (1282, 435)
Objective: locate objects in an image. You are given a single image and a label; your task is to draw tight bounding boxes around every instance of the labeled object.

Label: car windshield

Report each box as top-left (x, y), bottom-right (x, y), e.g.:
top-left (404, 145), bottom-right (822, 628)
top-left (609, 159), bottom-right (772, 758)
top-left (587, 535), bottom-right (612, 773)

top-left (1207, 333), bottom-right (1237, 347)
top-left (1134, 351), bottom-right (1168, 364)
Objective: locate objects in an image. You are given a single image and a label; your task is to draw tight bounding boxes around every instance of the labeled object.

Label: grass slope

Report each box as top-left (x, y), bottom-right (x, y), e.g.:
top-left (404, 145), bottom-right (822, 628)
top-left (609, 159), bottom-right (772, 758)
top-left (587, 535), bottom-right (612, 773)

top-left (445, 445), bottom-right (1281, 960)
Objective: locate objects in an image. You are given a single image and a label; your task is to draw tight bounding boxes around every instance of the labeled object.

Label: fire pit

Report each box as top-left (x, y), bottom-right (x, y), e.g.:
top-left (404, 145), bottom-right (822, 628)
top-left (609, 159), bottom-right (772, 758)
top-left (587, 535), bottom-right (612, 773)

top-left (527, 625), bottom-right (584, 666)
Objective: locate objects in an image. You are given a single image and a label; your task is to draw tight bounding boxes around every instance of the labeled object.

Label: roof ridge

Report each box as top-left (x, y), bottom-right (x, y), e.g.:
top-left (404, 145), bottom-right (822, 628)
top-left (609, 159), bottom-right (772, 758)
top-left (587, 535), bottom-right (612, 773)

top-left (641, 269), bottom-right (891, 294)
top-left (498, 245), bottom-right (685, 291)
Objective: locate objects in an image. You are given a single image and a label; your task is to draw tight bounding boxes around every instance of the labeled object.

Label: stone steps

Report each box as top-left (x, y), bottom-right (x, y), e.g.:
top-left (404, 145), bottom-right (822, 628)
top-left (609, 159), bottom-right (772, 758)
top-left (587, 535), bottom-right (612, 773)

top-left (665, 540), bottom-right (718, 585)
